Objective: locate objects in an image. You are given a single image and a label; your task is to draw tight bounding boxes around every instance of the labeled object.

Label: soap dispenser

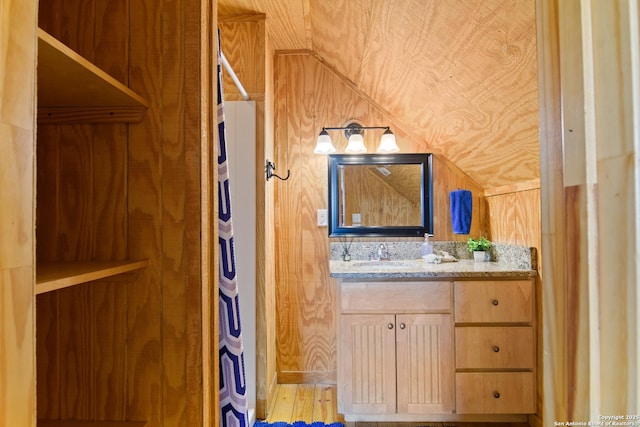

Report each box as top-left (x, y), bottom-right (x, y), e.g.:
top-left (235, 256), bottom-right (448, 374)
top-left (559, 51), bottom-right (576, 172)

top-left (421, 233), bottom-right (434, 259)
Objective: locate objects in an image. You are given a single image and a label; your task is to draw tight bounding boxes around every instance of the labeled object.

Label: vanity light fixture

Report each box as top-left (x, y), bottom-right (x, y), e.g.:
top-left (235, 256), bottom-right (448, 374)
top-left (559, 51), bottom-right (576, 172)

top-left (314, 121), bottom-right (400, 154)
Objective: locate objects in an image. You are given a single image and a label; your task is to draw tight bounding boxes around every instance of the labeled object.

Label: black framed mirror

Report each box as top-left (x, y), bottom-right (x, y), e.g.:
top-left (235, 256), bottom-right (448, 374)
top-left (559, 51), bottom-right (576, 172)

top-left (328, 153), bottom-right (433, 237)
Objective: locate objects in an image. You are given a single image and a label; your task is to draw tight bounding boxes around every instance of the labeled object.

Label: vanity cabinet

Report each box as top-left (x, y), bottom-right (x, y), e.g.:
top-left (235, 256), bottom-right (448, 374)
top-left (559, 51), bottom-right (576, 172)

top-left (454, 280), bottom-right (536, 414)
top-left (336, 276), bottom-right (537, 421)
top-left (337, 281), bottom-right (454, 420)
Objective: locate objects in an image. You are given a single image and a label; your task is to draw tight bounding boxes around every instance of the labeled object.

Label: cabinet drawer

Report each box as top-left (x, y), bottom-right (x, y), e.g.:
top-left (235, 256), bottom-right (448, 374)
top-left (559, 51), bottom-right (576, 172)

top-left (455, 372), bottom-right (535, 414)
top-left (340, 281), bottom-right (451, 313)
top-left (455, 326), bottom-right (534, 369)
top-left (454, 280), bottom-right (533, 323)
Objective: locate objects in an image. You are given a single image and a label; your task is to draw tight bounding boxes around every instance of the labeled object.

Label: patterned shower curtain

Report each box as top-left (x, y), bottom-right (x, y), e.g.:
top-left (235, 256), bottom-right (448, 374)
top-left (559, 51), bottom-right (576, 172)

top-left (217, 34), bottom-right (249, 427)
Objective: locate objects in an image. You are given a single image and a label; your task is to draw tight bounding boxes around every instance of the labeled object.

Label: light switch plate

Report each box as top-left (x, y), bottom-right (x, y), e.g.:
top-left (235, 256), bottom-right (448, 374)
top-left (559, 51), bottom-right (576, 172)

top-left (317, 209), bottom-right (328, 226)
top-left (352, 213), bottom-right (361, 225)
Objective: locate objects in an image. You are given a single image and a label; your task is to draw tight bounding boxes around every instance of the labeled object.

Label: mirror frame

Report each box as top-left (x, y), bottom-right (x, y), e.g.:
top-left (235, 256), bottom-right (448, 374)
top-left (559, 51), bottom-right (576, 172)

top-left (328, 153), bottom-right (434, 237)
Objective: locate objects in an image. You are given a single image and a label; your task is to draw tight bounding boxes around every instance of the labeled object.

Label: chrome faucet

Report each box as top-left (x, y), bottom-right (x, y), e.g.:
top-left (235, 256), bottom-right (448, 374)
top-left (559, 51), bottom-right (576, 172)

top-left (376, 243), bottom-right (391, 261)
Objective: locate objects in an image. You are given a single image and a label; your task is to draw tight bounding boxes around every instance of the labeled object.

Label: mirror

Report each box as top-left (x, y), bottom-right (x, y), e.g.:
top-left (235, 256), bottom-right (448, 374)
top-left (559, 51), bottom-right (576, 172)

top-left (328, 153), bottom-right (433, 237)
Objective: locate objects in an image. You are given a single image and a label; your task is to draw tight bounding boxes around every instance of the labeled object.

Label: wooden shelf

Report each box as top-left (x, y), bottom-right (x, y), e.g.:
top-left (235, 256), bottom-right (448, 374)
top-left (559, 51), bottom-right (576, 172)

top-left (36, 260), bottom-right (149, 295)
top-left (37, 28), bottom-right (148, 123)
top-left (39, 421), bottom-right (146, 427)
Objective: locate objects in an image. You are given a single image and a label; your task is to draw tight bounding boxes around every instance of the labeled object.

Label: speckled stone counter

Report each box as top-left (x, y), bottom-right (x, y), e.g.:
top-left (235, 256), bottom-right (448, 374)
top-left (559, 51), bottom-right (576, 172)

top-left (330, 258), bottom-right (536, 279)
top-left (329, 240), bottom-right (537, 279)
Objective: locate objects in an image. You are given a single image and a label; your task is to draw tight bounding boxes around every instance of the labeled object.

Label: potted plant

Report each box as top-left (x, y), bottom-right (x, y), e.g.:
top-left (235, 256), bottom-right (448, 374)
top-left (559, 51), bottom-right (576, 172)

top-left (467, 236), bottom-right (491, 262)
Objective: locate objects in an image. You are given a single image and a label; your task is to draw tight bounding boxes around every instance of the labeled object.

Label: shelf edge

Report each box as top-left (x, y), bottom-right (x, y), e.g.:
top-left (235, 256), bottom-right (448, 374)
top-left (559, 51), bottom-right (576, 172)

top-left (38, 421), bottom-right (147, 427)
top-left (36, 260), bottom-right (149, 295)
top-left (38, 106), bottom-right (147, 124)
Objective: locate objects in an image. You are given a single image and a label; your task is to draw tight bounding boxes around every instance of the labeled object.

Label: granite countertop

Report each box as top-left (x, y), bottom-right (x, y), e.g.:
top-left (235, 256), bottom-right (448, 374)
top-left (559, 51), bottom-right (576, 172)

top-left (329, 258), bottom-right (537, 279)
top-left (329, 240), bottom-right (538, 279)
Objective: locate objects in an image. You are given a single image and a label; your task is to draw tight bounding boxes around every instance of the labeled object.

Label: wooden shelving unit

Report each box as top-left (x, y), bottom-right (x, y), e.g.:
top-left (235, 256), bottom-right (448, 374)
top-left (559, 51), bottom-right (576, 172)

top-left (35, 29), bottom-right (150, 296)
top-left (34, 10), bottom-right (149, 427)
top-left (37, 28), bottom-right (148, 124)
top-left (35, 22), bottom-right (151, 424)
top-left (36, 260), bottom-right (149, 295)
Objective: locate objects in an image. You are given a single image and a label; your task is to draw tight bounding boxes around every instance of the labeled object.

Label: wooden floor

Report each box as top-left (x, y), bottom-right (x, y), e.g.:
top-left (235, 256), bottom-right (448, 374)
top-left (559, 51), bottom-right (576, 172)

top-left (266, 384), bottom-right (344, 424)
top-left (264, 384), bottom-right (531, 427)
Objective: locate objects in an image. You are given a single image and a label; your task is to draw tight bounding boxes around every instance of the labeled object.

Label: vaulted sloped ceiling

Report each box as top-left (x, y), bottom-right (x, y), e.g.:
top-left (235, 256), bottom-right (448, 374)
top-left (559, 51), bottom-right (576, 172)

top-left (218, 0), bottom-right (539, 190)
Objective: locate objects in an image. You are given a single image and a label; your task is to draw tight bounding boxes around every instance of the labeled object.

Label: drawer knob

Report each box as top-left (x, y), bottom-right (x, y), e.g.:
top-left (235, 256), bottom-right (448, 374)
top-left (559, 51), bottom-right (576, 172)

top-left (399, 323), bottom-right (406, 329)
top-left (494, 392), bottom-right (501, 399)
top-left (493, 346), bottom-right (500, 352)
top-left (492, 299), bottom-right (499, 306)
top-left (388, 323), bottom-right (394, 330)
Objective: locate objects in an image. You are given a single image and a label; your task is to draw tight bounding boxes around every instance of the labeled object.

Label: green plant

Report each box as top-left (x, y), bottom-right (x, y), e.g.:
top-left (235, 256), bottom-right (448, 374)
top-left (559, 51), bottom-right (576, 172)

top-left (467, 236), bottom-right (491, 252)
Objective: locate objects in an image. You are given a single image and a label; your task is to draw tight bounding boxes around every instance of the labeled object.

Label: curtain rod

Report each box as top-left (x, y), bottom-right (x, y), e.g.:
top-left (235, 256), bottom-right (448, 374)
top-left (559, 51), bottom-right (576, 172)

top-left (220, 50), bottom-right (250, 101)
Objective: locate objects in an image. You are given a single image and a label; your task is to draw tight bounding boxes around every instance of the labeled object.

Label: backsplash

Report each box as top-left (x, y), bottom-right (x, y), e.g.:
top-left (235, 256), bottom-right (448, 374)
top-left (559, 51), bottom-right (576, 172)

top-left (330, 240), bottom-right (537, 270)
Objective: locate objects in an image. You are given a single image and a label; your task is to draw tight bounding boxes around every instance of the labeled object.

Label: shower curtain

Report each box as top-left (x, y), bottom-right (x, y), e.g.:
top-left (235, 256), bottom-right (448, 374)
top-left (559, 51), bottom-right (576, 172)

top-left (217, 35), bottom-right (249, 427)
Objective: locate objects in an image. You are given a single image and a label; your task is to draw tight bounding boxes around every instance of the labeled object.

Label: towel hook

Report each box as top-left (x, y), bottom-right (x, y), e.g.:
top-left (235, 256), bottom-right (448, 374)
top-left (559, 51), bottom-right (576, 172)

top-left (265, 159), bottom-right (290, 181)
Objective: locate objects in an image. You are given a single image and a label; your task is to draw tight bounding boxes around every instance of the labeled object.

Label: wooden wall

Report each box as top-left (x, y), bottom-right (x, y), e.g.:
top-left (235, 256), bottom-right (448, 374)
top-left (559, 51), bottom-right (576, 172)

top-left (538, 0), bottom-right (640, 423)
top-left (218, 15), bottom-right (278, 419)
top-left (217, 0), bottom-right (540, 192)
top-left (485, 182), bottom-right (542, 250)
top-left (272, 53), bottom-right (485, 383)
top-left (35, 1), bottom-right (214, 426)
top-left (0, 0), bottom-right (37, 425)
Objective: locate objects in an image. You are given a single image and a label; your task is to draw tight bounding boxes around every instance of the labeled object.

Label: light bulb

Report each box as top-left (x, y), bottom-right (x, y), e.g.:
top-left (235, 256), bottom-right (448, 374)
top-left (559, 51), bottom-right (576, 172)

top-left (345, 134), bottom-right (367, 153)
top-left (313, 130), bottom-right (336, 154)
top-left (377, 129), bottom-right (399, 153)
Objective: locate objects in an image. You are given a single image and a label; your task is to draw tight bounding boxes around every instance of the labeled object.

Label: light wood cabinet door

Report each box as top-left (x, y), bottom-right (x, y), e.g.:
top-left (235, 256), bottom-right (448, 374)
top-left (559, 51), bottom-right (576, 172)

top-left (340, 314), bottom-right (397, 414)
top-left (340, 313), bottom-right (454, 416)
top-left (396, 314), bottom-right (454, 414)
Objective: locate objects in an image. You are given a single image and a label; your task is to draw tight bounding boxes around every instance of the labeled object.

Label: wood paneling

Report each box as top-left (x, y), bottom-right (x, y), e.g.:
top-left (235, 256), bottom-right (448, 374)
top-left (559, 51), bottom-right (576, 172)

top-left (218, 0), bottom-right (540, 190)
top-left (432, 156), bottom-right (485, 242)
top-left (218, 1), bottom-right (309, 50)
top-left (0, 2), bottom-right (37, 426)
top-left (486, 188), bottom-right (541, 250)
top-left (202, 1), bottom-right (218, 426)
top-left (219, 17), bottom-right (266, 100)
top-left (272, 53), bottom-right (484, 383)
top-left (537, 0), bottom-right (640, 423)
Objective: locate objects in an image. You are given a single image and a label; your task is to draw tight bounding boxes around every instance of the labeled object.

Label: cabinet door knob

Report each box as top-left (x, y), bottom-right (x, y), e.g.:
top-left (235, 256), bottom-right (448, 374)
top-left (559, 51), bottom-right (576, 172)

top-left (399, 323), bottom-right (406, 329)
top-left (388, 323), bottom-right (394, 330)
top-left (494, 392), bottom-right (501, 399)
top-left (493, 346), bottom-right (500, 352)
top-left (492, 299), bottom-right (499, 306)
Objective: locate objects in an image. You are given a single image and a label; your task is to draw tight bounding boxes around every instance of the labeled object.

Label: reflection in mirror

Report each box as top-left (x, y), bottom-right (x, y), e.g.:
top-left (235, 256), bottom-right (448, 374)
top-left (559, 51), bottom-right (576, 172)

top-left (338, 164), bottom-right (423, 227)
top-left (328, 154), bottom-right (433, 237)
